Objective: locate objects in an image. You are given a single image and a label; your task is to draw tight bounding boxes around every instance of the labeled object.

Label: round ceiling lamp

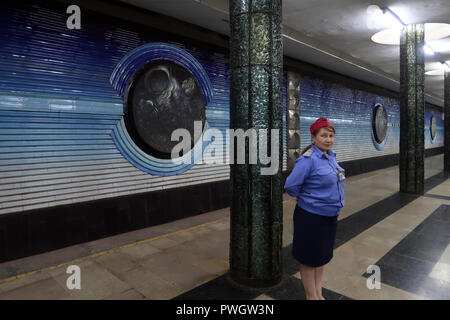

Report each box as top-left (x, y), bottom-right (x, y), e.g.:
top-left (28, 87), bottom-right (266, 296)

top-left (371, 23), bottom-right (450, 45)
top-left (425, 61), bottom-right (450, 76)
top-left (425, 69), bottom-right (444, 76)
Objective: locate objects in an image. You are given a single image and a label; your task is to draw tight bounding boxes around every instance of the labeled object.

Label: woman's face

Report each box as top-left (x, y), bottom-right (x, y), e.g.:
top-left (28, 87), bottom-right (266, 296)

top-left (312, 127), bottom-right (335, 152)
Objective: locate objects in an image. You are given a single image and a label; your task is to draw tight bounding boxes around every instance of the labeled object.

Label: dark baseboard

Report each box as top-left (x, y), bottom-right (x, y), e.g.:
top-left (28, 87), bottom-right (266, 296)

top-left (339, 147), bottom-right (444, 177)
top-left (0, 148), bottom-right (444, 263)
top-left (0, 180), bottom-right (230, 263)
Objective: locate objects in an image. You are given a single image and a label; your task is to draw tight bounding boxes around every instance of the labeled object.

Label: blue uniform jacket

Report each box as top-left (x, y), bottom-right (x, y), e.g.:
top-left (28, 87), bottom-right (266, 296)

top-left (284, 145), bottom-right (345, 217)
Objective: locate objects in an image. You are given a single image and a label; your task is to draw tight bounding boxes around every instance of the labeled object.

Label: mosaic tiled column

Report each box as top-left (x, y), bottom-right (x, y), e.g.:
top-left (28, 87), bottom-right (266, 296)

top-left (399, 24), bottom-right (425, 195)
top-left (287, 72), bottom-right (301, 171)
top-left (229, 0), bottom-right (283, 287)
top-left (445, 71), bottom-right (450, 176)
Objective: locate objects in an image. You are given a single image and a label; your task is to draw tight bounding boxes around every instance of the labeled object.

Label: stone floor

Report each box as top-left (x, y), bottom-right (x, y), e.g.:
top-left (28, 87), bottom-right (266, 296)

top-left (0, 154), bottom-right (449, 300)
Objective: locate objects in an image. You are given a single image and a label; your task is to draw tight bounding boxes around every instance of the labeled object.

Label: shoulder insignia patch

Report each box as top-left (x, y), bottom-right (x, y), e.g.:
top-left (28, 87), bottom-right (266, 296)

top-left (303, 149), bottom-right (313, 157)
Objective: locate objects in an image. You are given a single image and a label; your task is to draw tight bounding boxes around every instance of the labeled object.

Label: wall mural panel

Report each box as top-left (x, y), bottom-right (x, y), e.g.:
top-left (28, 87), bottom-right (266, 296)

top-left (0, 2), bottom-right (443, 216)
top-left (109, 42), bottom-right (215, 176)
top-left (298, 74), bottom-right (443, 163)
top-left (0, 2), bottom-right (231, 214)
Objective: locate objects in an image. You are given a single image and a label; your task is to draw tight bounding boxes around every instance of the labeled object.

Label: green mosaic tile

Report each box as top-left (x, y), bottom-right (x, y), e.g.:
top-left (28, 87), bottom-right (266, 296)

top-left (406, 64), bottom-right (418, 82)
top-left (230, 14), bottom-right (249, 68)
top-left (413, 24), bottom-right (425, 42)
top-left (415, 64), bottom-right (425, 85)
top-left (250, 13), bottom-right (270, 65)
top-left (271, 67), bottom-right (283, 126)
top-left (271, 12), bottom-right (283, 68)
top-left (230, 68), bottom-right (250, 128)
top-left (229, 0), bottom-right (283, 286)
top-left (406, 87), bottom-right (419, 108)
top-left (271, 223), bottom-right (283, 259)
top-left (230, 0), bottom-right (249, 16)
top-left (250, 66), bottom-right (270, 128)
top-left (251, 0), bottom-right (271, 12)
top-left (229, 225), bottom-right (249, 271)
top-left (250, 224), bottom-right (271, 276)
top-left (271, 0), bottom-right (282, 16)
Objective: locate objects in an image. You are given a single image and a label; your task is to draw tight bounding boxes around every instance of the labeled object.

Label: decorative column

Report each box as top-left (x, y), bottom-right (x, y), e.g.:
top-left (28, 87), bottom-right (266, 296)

top-left (229, 0), bottom-right (283, 287)
top-left (445, 70), bottom-right (450, 176)
top-left (287, 72), bottom-right (301, 171)
top-left (399, 24), bottom-right (425, 195)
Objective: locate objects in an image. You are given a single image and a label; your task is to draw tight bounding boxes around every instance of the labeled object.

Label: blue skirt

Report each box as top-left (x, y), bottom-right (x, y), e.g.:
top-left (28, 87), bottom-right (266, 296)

top-left (292, 205), bottom-right (338, 267)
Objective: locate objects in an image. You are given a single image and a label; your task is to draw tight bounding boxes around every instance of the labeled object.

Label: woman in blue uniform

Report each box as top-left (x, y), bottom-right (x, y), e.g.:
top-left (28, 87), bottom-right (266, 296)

top-left (284, 117), bottom-right (345, 300)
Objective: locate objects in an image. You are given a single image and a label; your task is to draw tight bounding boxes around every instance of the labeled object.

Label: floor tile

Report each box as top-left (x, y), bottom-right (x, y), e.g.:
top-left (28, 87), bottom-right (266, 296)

top-left (104, 288), bottom-right (146, 300)
top-left (94, 250), bottom-right (139, 275)
top-left (428, 262), bottom-right (450, 283)
top-left (341, 274), bottom-right (428, 300)
top-left (119, 242), bottom-right (161, 261)
top-left (265, 276), bottom-right (350, 300)
top-left (376, 253), bottom-right (436, 277)
top-left (118, 266), bottom-right (184, 300)
top-left (138, 250), bottom-right (216, 291)
top-left (394, 232), bottom-right (448, 263)
top-left (173, 274), bottom-right (265, 300)
top-left (0, 271), bottom-right (52, 295)
top-left (146, 237), bottom-right (179, 250)
top-left (0, 277), bottom-right (70, 300)
top-left (49, 260), bottom-right (132, 300)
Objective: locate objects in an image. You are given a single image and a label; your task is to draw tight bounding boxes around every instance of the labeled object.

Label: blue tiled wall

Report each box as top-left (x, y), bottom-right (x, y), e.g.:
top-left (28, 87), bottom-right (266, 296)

top-left (299, 75), bottom-right (443, 163)
top-left (0, 1), bottom-right (444, 215)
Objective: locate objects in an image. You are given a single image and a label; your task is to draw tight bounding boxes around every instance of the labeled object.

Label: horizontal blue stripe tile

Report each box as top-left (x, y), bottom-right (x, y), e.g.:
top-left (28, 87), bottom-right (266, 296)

top-left (0, 139), bottom-right (113, 147)
top-left (0, 135), bottom-right (112, 141)
top-left (0, 153), bottom-right (124, 166)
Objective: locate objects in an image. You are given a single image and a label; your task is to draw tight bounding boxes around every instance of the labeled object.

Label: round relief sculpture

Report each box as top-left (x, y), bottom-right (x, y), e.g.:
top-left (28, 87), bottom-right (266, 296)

top-left (430, 115), bottom-right (436, 142)
top-left (372, 104), bottom-right (388, 144)
top-left (109, 42), bottom-right (214, 176)
top-left (125, 60), bottom-right (206, 159)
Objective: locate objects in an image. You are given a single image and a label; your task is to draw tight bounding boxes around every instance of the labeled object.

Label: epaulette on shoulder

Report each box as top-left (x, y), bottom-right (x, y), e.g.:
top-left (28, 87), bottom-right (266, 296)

top-left (303, 149), bottom-right (313, 157)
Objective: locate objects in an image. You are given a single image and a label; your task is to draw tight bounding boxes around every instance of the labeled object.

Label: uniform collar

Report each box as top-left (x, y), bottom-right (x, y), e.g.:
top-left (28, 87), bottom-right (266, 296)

top-left (312, 144), bottom-right (336, 159)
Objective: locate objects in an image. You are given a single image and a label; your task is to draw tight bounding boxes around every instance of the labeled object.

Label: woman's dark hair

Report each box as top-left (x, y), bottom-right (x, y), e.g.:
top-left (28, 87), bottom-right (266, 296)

top-left (300, 126), bottom-right (336, 156)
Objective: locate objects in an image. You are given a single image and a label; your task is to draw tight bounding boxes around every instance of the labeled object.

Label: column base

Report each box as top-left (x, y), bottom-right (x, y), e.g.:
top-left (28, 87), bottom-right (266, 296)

top-left (229, 271), bottom-right (282, 289)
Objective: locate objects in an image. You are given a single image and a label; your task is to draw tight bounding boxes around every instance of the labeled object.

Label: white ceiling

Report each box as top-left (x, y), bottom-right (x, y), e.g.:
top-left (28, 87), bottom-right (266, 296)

top-left (120, 0), bottom-right (450, 107)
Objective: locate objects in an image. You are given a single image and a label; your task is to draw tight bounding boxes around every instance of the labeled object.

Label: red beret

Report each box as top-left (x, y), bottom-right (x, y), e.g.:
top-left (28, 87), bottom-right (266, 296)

top-left (310, 117), bottom-right (332, 134)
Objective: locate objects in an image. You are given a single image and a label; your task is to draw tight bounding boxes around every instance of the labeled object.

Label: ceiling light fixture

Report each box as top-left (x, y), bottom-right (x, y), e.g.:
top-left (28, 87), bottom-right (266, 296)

top-left (370, 6), bottom-right (450, 46)
top-left (425, 39), bottom-right (450, 53)
top-left (425, 61), bottom-right (450, 77)
top-left (442, 61), bottom-right (450, 72)
top-left (426, 61), bottom-right (450, 76)
top-left (425, 69), bottom-right (444, 76)
top-left (380, 7), bottom-right (405, 29)
top-left (424, 43), bottom-right (436, 56)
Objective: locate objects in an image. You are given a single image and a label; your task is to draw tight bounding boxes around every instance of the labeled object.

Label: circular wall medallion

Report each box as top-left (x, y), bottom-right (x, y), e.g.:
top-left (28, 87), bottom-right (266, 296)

top-left (125, 60), bottom-right (206, 159)
top-left (109, 42), bottom-right (214, 176)
top-left (372, 104), bottom-right (388, 144)
top-left (430, 115), bottom-right (437, 143)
